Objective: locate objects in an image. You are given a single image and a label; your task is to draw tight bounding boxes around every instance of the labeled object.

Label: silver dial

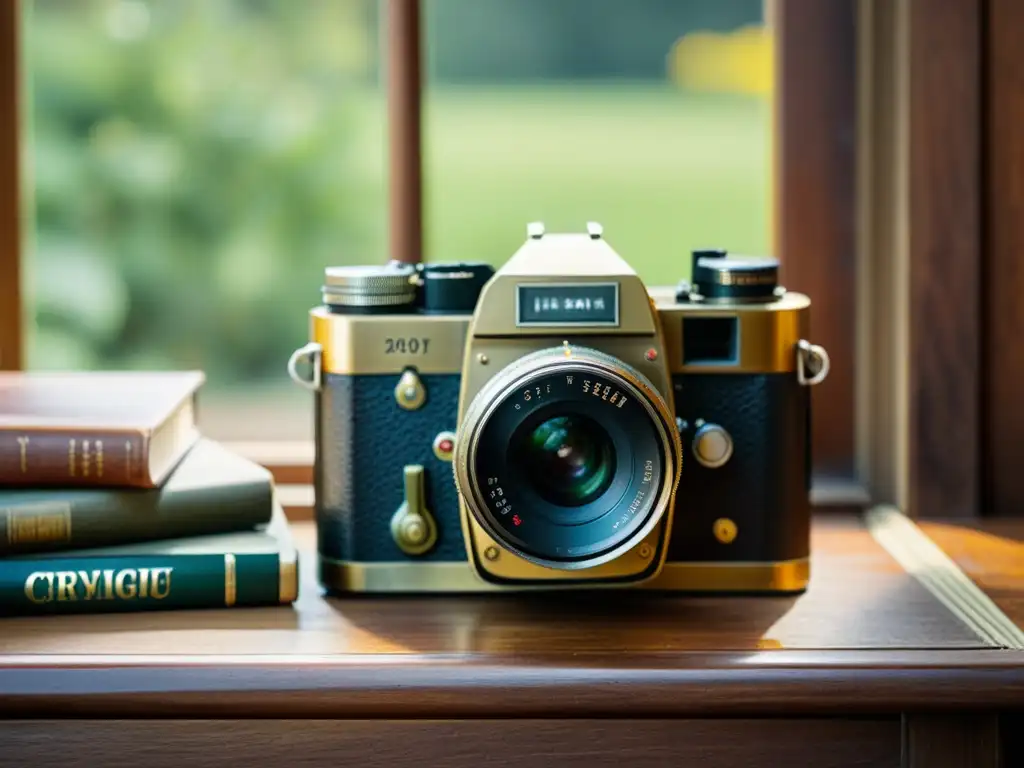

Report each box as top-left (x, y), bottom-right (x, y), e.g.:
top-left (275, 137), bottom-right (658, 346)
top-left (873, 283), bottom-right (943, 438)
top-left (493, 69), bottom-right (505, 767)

top-left (692, 423), bottom-right (733, 468)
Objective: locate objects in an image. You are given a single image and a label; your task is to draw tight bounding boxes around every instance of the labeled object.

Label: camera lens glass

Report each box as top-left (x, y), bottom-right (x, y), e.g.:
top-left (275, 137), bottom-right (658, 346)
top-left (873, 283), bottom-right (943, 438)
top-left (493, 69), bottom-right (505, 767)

top-left (518, 414), bottom-right (616, 507)
top-left (456, 347), bottom-right (680, 571)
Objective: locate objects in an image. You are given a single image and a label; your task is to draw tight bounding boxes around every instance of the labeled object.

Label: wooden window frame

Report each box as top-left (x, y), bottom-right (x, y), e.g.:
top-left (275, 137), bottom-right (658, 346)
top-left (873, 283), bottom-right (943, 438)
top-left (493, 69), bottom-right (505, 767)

top-left (0, 1), bottom-right (21, 372)
top-left (10, 0), bottom-right (1015, 521)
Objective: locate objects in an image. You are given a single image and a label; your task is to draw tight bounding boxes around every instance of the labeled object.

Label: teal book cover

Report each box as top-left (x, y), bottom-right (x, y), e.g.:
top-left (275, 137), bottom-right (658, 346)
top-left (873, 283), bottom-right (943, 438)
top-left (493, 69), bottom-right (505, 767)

top-left (0, 501), bottom-right (298, 617)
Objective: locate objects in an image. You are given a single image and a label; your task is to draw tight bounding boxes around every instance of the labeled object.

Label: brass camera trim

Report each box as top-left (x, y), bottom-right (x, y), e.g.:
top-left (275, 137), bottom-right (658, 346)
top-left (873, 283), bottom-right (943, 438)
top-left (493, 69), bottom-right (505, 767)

top-left (306, 293), bottom-right (813, 380)
top-left (649, 287), bottom-right (812, 375)
top-left (318, 557), bottom-right (811, 594)
top-left (311, 309), bottom-right (469, 376)
top-left (453, 345), bottom-right (683, 577)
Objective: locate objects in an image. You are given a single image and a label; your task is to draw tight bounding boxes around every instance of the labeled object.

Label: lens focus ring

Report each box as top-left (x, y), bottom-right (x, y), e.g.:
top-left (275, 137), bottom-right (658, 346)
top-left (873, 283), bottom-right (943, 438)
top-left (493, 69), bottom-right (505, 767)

top-left (454, 345), bottom-right (682, 571)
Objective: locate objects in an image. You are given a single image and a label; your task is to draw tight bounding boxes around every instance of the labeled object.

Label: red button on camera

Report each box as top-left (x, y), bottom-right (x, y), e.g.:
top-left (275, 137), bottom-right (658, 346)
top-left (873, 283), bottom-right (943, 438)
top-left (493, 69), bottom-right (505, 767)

top-left (432, 431), bottom-right (456, 462)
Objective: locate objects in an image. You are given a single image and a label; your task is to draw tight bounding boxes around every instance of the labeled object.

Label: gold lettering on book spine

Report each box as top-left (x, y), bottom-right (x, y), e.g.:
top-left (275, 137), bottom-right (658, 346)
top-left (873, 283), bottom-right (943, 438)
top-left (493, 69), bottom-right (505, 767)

top-left (55, 571), bottom-right (78, 601)
top-left (225, 554), bottom-right (237, 606)
top-left (16, 436), bottom-right (29, 473)
top-left (82, 440), bottom-right (90, 477)
top-left (68, 438), bottom-right (76, 477)
top-left (151, 567), bottom-right (172, 599)
top-left (96, 439), bottom-right (104, 477)
top-left (115, 569), bottom-right (137, 599)
top-left (138, 567), bottom-right (150, 598)
top-left (23, 567), bottom-right (175, 604)
top-left (7, 505), bottom-right (72, 546)
top-left (80, 570), bottom-right (101, 600)
top-left (125, 440), bottom-right (133, 479)
top-left (24, 572), bottom-right (53, 604)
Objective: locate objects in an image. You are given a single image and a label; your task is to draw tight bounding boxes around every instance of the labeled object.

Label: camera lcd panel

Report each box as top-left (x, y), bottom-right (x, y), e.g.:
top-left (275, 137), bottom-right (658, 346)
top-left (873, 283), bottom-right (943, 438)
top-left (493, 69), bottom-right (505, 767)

top-left (682, 316), bottom-right (739, 365)
top-left (516, 283), bottom-right (619, 327)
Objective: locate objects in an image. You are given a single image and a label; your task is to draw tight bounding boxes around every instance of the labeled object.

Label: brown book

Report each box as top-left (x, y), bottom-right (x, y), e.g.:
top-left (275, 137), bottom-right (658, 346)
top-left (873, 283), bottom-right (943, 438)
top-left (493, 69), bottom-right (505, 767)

top-left (0, 371), bottom-right (204, 488)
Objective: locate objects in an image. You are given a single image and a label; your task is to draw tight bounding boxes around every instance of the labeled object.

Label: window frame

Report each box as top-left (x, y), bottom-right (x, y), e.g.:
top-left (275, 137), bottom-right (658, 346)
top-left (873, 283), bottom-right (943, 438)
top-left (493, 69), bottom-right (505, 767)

top-left (0, 0), bottom-right (21, 372)
top-left (5, 0), bottom-right (947, 519)
top-left (983, 0), bottom-right (1024, 519)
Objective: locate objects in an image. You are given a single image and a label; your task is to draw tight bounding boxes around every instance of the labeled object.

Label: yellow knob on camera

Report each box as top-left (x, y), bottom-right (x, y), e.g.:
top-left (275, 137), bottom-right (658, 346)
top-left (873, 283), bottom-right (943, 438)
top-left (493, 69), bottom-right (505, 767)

top-left (390, 465), bottom-right (438, 556)
top-left (713, 517), bottom-right (738, 544)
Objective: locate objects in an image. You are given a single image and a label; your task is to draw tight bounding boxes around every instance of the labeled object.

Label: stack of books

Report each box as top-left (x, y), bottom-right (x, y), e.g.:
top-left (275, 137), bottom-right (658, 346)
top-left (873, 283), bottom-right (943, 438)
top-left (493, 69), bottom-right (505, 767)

top-left (0, 371), bottom-right (299, 616)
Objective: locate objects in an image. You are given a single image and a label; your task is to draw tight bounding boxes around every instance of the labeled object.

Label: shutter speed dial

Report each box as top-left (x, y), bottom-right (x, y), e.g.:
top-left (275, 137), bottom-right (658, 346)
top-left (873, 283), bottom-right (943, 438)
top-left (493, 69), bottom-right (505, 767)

top-left (691, 421), bottom-right (733, 468)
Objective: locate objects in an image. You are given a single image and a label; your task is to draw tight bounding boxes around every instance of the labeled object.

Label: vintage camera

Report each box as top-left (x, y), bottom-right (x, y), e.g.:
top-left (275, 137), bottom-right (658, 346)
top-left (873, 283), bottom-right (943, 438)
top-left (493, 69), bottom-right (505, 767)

top-left (288, 222), bottom-right (829, 594)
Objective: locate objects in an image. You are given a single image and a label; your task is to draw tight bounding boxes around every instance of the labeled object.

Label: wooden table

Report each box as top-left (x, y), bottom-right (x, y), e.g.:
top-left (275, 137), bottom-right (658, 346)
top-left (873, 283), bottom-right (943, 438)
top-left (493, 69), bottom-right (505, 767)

top-left (1, 509), bottom-right (1022, 768)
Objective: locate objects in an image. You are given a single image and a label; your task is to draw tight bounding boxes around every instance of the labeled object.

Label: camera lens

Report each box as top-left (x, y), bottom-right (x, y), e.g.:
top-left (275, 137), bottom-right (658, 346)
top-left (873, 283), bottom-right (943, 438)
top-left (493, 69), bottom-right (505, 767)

top-left (519, 414), bottom-right (616, 507)
top-left (454, 346), bottom-right (682, 571)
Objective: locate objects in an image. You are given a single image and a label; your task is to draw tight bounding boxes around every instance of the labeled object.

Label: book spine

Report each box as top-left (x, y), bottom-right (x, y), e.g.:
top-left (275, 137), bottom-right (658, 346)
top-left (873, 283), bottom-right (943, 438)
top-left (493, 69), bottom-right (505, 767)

top-left (0, 480), bottom-right (274, 556)
top-left (0, 551), bottom-right (299, 616)
top-left (0, 430), bottom-right (151, 487)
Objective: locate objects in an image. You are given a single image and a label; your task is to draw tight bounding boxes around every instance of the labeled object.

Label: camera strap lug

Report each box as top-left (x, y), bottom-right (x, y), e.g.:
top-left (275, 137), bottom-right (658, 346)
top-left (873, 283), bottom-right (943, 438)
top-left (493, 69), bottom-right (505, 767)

top-left (287, 342), bottom-right (322, 391)
top-left (796, 340), bottom-right (830, 386)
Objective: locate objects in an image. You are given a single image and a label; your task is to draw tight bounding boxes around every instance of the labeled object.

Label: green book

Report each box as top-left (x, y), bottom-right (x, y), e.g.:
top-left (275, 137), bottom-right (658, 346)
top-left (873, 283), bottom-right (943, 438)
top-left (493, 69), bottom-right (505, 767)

top-left (0, 438), bottom-right (273, 555)
top-left (0, 501), bottom-right (298, 616)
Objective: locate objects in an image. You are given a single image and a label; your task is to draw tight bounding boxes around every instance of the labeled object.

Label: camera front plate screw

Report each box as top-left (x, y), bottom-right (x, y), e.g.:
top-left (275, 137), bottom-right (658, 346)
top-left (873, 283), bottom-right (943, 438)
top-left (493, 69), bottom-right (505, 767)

top-left (713, 518), bottom-right (738, 544)
top-left (638, 543), bottom-right (653, 559)
top-left (477, 353), bottom-right (489, 365)
top-left (394, 369), bottom-right (426, 410)
top-left (484, 546), bottom-right (500, 561)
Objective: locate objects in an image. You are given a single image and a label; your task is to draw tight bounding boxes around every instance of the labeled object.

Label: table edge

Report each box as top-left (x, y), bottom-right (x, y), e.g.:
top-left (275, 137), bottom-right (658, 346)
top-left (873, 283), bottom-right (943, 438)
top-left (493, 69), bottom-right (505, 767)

top-left (1, 649), bottom-right (1022, 717)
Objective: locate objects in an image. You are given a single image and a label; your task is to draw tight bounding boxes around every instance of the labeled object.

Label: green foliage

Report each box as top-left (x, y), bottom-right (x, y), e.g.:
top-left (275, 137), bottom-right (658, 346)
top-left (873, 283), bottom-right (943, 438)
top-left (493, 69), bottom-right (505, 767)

top-left (25, 0), bottom-right (769, 393)
top-left (27, 0), bottom-right (384, 382)
top-left (425, 0), bottom-right (762, 82)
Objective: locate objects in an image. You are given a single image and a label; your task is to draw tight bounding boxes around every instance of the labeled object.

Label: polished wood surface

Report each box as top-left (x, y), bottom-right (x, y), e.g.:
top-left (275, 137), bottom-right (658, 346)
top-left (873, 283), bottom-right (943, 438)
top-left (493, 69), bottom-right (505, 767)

top-left (984, 0), bottom-right (1024, 518)
top-left (2, 514), bottom-right (1024, 721)
top-left (0, 719), bottom-right (903, 768)
top-left (904, 715), bottom-right (1001, 768)
top-left (774, 0), bottom-right (857, 479)
top-left (920, 519), bottom-right (1024, 632)
top-left (907, 0), bottom-right (981, 520)
top-left (0, 515), bottom-right (990, 657)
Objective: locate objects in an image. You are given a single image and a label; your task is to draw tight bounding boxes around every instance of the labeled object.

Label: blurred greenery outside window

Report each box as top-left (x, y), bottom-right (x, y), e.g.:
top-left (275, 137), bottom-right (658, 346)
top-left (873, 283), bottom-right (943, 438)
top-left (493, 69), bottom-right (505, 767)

top-left (23, 0), bottom-right (772, 441)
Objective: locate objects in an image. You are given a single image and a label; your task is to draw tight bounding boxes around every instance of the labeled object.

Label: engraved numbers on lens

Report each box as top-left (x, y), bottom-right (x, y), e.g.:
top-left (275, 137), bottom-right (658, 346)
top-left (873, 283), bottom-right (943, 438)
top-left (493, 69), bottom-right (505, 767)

top-left (487, 476), bottom-right (512, 516)
top-left (612, 488), bottom-right (647, 530)
top-left (521, 383), bottom-right (553, 403)
top-left (580, 379), bottom-right (628, 408)
top-left (384, 337), bottom-right (430, 355)
top-left (642, 459), bottom-right (653, 484)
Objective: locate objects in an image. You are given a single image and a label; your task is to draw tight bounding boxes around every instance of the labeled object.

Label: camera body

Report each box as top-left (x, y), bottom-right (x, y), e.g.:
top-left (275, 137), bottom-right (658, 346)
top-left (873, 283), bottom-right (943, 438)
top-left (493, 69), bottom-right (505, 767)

top-left (289, 223), bottom-right (829, 594)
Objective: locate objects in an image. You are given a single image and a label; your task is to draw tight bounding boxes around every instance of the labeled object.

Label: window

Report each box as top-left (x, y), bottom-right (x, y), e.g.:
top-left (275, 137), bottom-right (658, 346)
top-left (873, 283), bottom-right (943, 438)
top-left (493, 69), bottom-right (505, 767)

top-left (3, 0), bottom-right (871, 512)
top-left (423, 0), bottom-right (772, 286)
top-left (19, 0), bottom-right (385, 442)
